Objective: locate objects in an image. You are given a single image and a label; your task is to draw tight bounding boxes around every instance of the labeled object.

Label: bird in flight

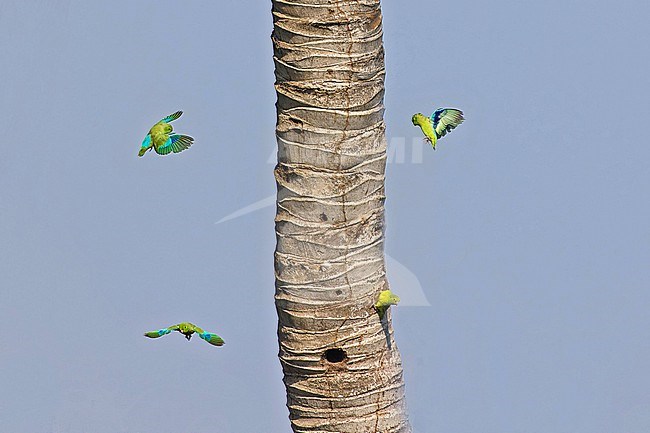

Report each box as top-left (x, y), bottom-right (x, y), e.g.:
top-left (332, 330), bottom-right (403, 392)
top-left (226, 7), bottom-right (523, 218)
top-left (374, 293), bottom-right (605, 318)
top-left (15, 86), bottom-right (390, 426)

top-left (144, 322), bottom-right (224, 346)
top-left (412, 107), bottom-right (464, 150)
top-left (139, 111), bottom-right (194, 157)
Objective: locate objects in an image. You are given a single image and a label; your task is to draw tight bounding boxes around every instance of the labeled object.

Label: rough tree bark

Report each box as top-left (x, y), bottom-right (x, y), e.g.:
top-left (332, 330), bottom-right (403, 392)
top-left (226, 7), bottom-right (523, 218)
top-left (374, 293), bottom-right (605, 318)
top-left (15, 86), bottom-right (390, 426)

top-left (272, 1), bottom-right (411, 432)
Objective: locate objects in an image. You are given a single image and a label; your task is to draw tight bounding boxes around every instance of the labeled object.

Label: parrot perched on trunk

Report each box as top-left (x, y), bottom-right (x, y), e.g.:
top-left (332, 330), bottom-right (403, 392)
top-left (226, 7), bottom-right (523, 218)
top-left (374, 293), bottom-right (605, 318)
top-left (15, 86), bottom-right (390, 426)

top-left (412, 107), bottom-right (464, 150)
top-left (139, 111), bottom-right (194, 157)
top-left (144, 322), bottom-right (224, 346)
top-left (375, 290), bottom-right (400, 319)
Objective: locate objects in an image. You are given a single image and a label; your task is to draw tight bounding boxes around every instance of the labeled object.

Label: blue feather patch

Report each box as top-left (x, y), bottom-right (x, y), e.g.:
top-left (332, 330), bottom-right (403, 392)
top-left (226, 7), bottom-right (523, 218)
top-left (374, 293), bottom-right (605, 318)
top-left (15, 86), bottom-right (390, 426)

top-left (155, 134), bottom-right (193, 155)
top-left (159, 111), bottom-right (183, 124)
top-left (141, 134), bottom-right (152, 149)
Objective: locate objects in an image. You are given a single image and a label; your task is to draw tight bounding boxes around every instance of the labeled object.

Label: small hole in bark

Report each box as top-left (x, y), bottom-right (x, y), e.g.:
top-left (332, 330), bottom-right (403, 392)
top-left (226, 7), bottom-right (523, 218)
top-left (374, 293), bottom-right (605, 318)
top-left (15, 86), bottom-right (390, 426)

top-left (324, 348), bottom-right (347, 363)
top-left (335, 289), bottom-right (342, 295)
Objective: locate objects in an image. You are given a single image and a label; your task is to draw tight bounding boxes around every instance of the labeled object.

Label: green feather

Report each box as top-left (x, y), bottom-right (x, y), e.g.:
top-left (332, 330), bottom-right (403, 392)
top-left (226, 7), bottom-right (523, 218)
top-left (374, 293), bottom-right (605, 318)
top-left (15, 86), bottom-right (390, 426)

top-left (431, 108), bottom-right (464, 139)
top-left (200, 333), bottom-right (225, 346)
top-left (144, 331), bottom-right (162, 338)
top-left (159, 111), bottom-right (183, 124)
top-left (155, 134), bottom-right (194, 155)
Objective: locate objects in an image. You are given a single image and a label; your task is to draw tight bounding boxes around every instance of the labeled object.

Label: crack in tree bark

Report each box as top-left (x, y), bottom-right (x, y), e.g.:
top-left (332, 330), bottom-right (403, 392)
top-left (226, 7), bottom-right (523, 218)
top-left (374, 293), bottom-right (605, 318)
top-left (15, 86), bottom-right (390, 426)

top-left (332, 0), bottom-right (355, 305)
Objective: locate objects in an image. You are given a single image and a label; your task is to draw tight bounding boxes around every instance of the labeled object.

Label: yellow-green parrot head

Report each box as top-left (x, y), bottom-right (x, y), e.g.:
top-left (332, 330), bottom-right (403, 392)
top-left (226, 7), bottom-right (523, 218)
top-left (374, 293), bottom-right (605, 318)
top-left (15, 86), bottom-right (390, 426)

top-left (378, 290), bottom-right (400, 307)
top-left (375, 289), bottom-right (400, 319)
top-left (412, 113), bottom-right (426, 126)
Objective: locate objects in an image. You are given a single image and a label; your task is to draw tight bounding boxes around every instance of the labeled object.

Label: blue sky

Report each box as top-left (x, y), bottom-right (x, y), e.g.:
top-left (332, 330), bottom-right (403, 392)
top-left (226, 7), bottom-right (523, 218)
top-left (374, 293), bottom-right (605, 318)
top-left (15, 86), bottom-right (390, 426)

top-left (1, 1), bottom-right (649, 432)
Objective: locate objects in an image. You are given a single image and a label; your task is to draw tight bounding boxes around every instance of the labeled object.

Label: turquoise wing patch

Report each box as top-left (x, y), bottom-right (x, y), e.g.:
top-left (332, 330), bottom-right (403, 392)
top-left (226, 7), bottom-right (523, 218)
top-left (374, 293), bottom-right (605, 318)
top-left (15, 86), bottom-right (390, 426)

top-left (141, 134), bottom-right (152, 149)
top-left (144, 329), bottom-right (172, 338)
top-left (430, 108), bottom-right (464, 139)
top-left (199, 332), bottom-right (225, 346)
top-left (154, 134), bottom-right (194, 155)
top-left (159, 111), bottom-right (183, 124)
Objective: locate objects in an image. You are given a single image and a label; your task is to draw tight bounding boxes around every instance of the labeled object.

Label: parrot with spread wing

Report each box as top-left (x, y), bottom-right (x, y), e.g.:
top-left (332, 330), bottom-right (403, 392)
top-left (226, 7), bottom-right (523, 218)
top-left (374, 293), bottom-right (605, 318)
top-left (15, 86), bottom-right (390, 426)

top-left (144, 322), bottom-right (224, 346)
top-left (138, 111), bottom-right (194, 157)
top-left (375, 290), bottom-right (400, 320)
top-left (412, 107), bottom-right (464, 150)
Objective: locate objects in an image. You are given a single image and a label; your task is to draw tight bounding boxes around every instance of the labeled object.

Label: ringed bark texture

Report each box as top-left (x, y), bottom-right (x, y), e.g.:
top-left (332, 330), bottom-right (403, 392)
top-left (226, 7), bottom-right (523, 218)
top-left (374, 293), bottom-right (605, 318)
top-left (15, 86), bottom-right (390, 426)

top-left (272, 1), bottom-right (411, 432)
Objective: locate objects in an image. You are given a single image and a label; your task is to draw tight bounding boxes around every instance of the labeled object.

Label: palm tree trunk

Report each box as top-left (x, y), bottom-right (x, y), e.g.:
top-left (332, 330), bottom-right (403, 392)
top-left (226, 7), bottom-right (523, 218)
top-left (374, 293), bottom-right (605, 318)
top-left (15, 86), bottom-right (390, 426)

top-left (272, 1), bottom-right (411, 432)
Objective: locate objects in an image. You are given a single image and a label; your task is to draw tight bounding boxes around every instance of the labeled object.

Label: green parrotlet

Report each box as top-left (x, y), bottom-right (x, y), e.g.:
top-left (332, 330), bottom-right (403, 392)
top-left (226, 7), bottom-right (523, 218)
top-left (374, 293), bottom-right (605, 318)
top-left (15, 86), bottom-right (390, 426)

top-left (144, 322), bottom-right (224, 346)
top-left (375, 290), bottom-right (400, 319)
top-left (139, 111), bottom-right (194, 157)
top-left (412, 107), bottom-right (464, 150)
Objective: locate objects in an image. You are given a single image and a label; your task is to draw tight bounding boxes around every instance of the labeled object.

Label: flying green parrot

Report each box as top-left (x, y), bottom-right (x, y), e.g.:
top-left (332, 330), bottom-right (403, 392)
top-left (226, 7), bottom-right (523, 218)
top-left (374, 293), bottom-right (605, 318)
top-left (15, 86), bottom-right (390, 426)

top-left (138, 111), bottom-right (194, 157)
top-left (412, 107), bottom-right (465, 150)
top-left (144, 322), bottom-right (224, 346)
top-left (375, 290), bottom-right (400, 319)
